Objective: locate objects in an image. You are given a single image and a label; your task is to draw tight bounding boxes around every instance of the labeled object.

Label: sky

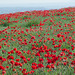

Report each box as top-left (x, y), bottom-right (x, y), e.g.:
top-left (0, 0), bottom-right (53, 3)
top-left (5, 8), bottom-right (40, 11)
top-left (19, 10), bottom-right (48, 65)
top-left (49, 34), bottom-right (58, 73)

top-left (0, 0), bottom-right (75, 8)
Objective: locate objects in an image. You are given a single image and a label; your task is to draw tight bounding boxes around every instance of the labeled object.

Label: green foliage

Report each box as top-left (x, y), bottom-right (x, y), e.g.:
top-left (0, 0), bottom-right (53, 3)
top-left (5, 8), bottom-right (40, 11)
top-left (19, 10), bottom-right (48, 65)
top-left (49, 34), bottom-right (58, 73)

top-left (25, 20), bottom-right (40, 27)
top-left (22, 15), bottom-right (29, 19)
top-left (1, 22), bottom-right (9, 27)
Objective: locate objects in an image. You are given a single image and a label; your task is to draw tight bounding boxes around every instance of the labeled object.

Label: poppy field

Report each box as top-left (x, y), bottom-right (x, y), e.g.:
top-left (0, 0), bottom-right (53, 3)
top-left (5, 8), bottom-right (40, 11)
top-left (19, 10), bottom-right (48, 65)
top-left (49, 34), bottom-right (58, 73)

top-left (0, 7), bottom-right (75, 75)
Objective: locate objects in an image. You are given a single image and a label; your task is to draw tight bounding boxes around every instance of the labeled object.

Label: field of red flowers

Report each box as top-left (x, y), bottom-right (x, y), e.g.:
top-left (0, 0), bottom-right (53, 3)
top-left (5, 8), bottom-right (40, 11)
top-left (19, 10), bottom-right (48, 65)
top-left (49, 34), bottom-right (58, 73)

top-left (0, 7), bottom-right (75, 75)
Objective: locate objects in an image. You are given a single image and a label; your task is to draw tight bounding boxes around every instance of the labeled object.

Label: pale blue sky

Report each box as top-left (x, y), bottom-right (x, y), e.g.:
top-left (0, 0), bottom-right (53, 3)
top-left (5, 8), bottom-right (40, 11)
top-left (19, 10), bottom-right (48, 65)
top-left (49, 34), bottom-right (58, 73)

top-left (0, 0), bottom-right (75, 8)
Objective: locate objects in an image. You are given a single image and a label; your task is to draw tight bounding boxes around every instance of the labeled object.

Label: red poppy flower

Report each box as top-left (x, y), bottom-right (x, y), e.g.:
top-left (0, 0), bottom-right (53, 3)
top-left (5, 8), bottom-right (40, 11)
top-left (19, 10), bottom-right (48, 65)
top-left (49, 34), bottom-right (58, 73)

top-left (38, 63), bottom-right (44, 68)
top-left (27, 58), bottom-right (30, 61)
top-left (16, 59), bottom-right (20, 62)
top-left (0, 45), bottom-right (2, 49)
top-left (46, 65), bottom-right (51, 68)
top-left (31, 65), bottom-right (37, 70)
top-left (57, 34), bottom-right (61, 38)
top-left (0, 56), bottom-right (2, 60)
top-left (39, 58), bottom-right (43, 62)
top-left (15, 62), bottom-right (19, 66)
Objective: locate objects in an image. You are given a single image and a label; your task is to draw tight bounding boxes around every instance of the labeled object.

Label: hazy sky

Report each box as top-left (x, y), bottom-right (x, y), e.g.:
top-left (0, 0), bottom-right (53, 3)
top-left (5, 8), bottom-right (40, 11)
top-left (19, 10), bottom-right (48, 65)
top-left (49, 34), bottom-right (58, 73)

top-left (0, 0), bottom-right (75, 8)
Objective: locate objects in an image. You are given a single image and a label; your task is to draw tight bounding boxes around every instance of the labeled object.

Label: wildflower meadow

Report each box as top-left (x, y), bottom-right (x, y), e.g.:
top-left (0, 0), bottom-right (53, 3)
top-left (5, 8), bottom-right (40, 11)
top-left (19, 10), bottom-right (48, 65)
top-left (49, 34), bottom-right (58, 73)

top-left (0, 7), bottom-right (75, 75)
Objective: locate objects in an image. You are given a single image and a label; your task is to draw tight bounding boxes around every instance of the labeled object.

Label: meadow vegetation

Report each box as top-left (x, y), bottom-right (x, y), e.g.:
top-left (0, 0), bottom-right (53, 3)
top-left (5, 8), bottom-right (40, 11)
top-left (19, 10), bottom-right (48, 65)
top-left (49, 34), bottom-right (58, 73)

top-left (0, 7), bottom-right (75, 75)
